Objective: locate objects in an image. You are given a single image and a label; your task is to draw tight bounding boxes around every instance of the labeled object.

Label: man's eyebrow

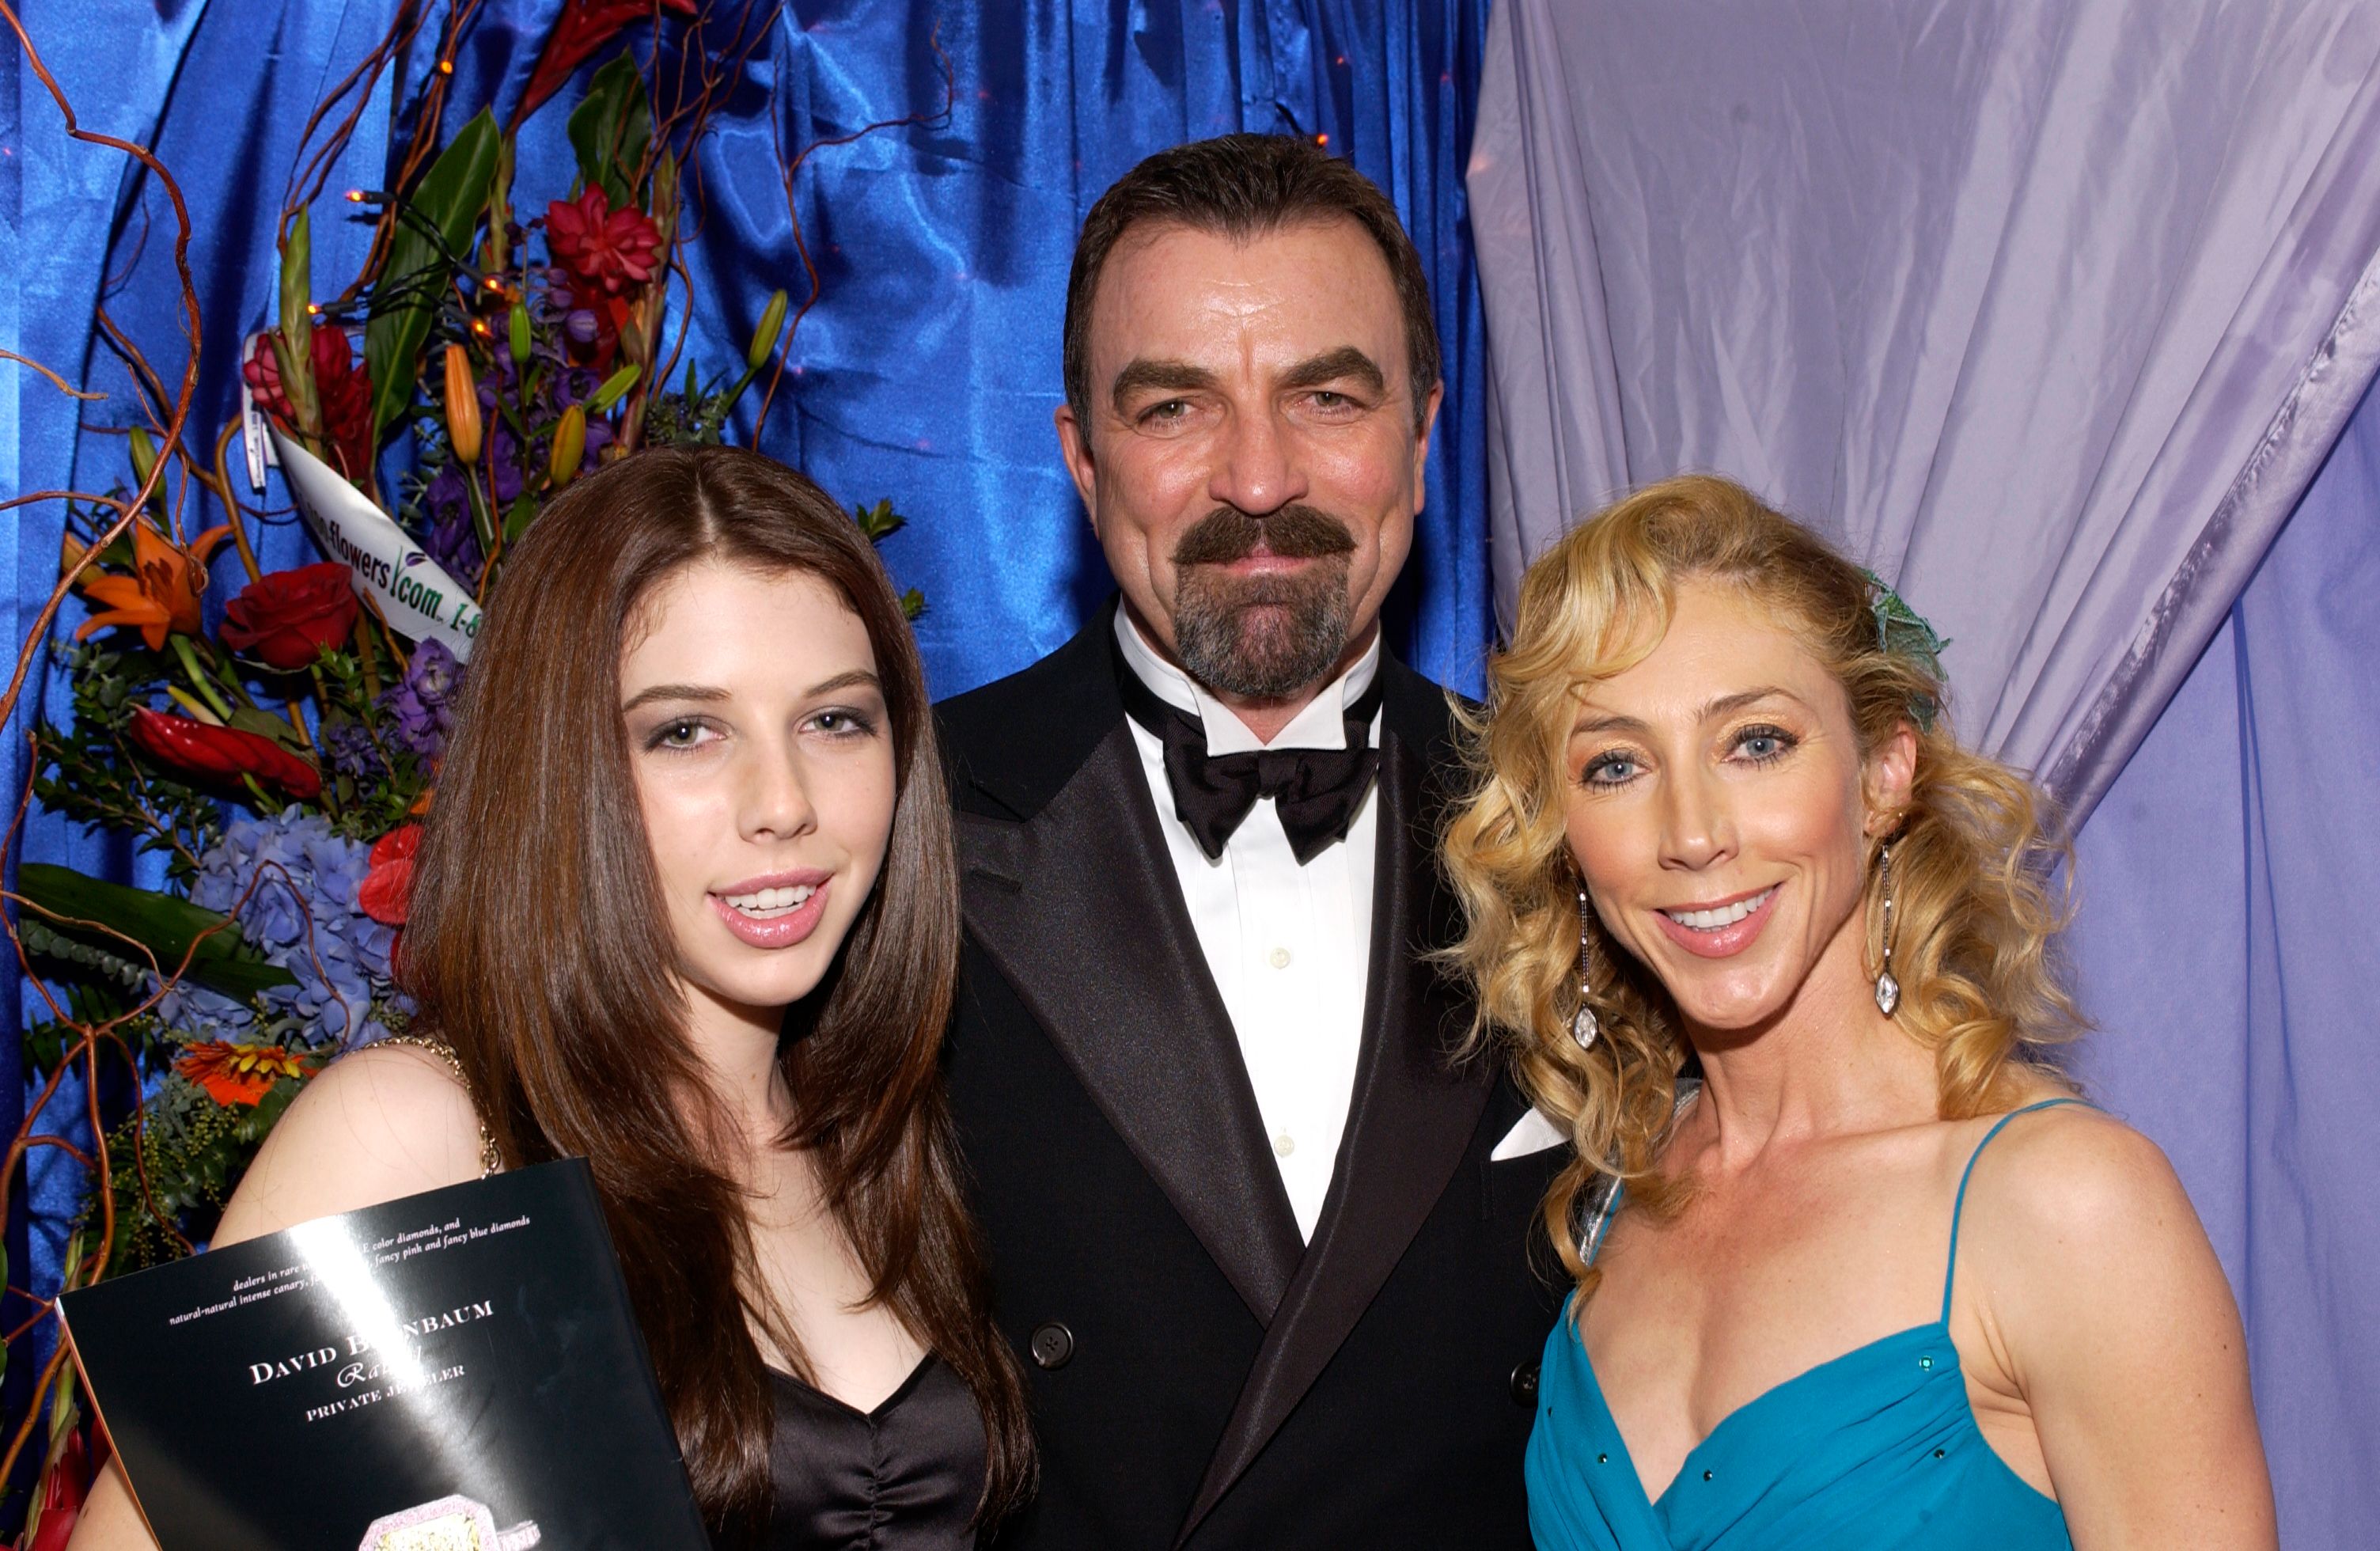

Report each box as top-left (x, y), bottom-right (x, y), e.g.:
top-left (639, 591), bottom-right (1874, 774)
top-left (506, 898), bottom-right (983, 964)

top-left (1277, 346), bottom-right (1387, 397)
top-left (621, 683), bottom-right (730, 713)
top-left (1110, 358), bottom-right (1218, 413)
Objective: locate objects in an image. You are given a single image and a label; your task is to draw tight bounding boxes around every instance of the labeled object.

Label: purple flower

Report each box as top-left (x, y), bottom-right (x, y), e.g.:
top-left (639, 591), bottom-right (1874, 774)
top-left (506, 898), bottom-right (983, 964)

top-left (423, 461), bottom-right (483, 580)
top-left (319, 717), bottom-right (377, 779)
top-left (378, 639), bottom-right (463, 760)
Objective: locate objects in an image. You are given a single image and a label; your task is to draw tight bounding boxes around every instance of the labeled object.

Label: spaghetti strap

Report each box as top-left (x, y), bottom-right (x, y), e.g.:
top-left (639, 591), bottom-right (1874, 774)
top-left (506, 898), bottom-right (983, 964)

top-left (1940, 1097), bottom-right (2085, 1322)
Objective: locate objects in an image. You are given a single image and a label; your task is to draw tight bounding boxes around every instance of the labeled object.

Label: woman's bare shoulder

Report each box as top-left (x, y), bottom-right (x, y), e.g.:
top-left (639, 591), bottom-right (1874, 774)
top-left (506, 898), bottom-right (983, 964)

top-left (210, 1041), bottom-right (489, 1249)
top-left (1953, 1096), bottom-right (2225, 1329)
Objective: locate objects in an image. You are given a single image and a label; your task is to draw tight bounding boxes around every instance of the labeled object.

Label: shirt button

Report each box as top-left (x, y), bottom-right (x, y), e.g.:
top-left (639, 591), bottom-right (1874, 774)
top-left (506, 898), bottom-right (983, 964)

top-left (1268, 946), bottom-right (1292, 969)
top-left (1273, 1133), bottom-right (1296, 1158)
top-left (1029, 1322), bottom-right (1074, 1370)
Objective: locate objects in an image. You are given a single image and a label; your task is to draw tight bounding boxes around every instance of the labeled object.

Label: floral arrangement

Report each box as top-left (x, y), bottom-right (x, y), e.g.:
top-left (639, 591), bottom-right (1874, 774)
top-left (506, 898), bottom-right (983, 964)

top-left (3, 5), bottom-right (943, 1540)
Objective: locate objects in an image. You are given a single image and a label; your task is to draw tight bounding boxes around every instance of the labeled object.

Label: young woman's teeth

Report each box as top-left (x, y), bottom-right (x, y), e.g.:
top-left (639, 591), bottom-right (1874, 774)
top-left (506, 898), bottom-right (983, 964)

top-left (1664, 887), bottom-right (1774, 931)
top-left (722, 884), bottom-right (816, 918)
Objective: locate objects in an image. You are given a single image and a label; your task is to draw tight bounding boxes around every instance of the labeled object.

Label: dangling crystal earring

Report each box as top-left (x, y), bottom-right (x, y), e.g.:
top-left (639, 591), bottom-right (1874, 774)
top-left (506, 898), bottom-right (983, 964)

top-left (1572, 886), bottom-right (1600, 1049)
top-left (1873, 840), bottom-right (1901, 1018)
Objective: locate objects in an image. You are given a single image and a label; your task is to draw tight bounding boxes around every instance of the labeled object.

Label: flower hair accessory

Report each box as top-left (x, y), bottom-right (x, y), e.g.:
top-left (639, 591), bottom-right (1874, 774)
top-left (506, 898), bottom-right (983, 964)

top-left (1859, 569), bottom-right (1949, 731)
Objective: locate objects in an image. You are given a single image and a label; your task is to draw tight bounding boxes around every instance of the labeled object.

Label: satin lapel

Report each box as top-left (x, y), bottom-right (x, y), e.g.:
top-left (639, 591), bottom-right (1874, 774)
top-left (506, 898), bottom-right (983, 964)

top-left (1177, 730), bottom-right (1494, 1542)
top-left (957, 721), bottom-right (1305, 1325)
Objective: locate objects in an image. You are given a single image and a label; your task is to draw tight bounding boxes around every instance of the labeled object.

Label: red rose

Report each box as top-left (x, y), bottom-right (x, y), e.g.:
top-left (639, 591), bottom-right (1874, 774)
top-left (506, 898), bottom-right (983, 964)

top-left (546, 187), bottom-right (663, 297)
top-left (219, 563), bottom-right (360, 670)
top-left (358, 824), bottom-right (423, 927)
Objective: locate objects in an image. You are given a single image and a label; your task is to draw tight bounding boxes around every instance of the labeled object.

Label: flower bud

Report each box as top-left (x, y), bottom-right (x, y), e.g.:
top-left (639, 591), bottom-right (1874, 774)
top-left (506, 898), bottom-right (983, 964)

top-left (127, 426), bottom-right (161, 497)
top-left (748, 289), bottom-right (789, 371)
top-left (508, 300), bottom-right (533, 366)
top-left (589, 362), bottom-right (641, 415)
top-left (548, 405), bottom-right (586, 489)
top-left (442, 345), bottom-right (483, 465)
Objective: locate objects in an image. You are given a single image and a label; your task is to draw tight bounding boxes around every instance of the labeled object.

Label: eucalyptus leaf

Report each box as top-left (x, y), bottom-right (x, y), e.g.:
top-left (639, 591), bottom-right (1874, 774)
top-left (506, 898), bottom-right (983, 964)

top-left (364, 109), bottom-right (502, 442)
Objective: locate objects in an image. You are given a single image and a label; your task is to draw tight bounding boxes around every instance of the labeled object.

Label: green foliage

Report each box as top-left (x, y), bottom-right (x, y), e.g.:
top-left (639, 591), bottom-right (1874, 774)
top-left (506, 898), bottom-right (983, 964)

top-left (86, 1071), bottom-right (305, 1277)
top-left (365, 108), bottom-right (502, 440)
top-left (17, 865), bottom-right (296, 1000)
top-left (639, 366), bottom-right (737, 447)
top-left (31, 643), bottom-right (221, 885)
top-left (568, 55), bottom-right (653, 210)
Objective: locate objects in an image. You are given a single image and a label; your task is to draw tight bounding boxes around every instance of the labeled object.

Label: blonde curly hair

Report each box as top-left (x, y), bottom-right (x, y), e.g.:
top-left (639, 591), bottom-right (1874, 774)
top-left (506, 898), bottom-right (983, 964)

top-left (1439, 476), bottom-right (2082, 1295)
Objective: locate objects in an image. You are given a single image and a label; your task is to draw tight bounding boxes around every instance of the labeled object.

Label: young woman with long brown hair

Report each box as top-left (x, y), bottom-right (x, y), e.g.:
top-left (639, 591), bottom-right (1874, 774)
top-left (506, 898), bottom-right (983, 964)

top-left (71, 446), bottom-right (1033, 1549)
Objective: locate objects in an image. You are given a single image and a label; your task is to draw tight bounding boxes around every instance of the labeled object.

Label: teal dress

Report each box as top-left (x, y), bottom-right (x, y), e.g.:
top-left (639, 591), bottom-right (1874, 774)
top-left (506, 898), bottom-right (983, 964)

top-left (1526, 1099), bottom-right (2079, 1550)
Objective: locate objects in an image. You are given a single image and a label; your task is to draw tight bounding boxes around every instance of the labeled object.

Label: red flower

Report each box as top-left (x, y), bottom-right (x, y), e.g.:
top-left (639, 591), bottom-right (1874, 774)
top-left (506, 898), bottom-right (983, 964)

top-left (127, 705), bottom-right (323, 800)
top-left (244, 329), bottom-right (376, 480)
top-left (546, 187), bottom-right (663, 297)
top-left (219, 563), bottom-right (360, 670)
top-left (174, 1041), bottom-right (316, 1107)
top-left (517, 0), bottom-right (699, 126)
top-left (25, 1422), bottom-right (89, 1551)
top-left (358, 824), bottom-right (423, 927)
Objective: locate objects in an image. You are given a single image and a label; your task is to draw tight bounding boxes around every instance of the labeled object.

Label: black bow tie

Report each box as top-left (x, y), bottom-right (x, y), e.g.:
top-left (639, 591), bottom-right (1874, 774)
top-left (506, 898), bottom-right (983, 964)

top-left (1115, 650), bottom-right (1384, 865)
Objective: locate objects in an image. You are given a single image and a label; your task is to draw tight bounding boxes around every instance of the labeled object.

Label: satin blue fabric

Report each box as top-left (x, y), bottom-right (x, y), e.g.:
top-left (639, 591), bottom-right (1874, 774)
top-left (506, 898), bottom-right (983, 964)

top-left (1528, 1102), bottom-right (2079, 1551)
top-left (1, 0), bottom-right (1491, 1464)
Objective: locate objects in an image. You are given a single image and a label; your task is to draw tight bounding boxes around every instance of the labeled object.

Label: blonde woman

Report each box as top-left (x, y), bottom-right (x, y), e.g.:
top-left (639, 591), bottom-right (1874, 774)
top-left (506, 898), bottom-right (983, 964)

top-left (1441, 476), bottom-right (2273, 1551)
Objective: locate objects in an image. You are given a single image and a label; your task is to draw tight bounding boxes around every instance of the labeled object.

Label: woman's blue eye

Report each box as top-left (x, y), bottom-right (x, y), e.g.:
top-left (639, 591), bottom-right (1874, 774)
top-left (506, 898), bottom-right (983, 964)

top-left (1582, 753), bottom-right (1640, 787)
top-left (1734, 726), bottom-right (1797, 763)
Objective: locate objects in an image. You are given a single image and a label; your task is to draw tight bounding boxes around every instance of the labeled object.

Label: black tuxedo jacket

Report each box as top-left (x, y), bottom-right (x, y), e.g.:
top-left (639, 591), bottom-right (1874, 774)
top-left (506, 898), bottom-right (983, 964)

top-left (938, 608), bottom-right (1567, 1550)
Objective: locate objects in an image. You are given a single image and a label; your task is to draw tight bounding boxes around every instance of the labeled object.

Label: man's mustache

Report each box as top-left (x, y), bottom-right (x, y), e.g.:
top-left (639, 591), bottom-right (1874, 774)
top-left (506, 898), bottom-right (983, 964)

top-left (1171, 505), bottom-right (1357, 567)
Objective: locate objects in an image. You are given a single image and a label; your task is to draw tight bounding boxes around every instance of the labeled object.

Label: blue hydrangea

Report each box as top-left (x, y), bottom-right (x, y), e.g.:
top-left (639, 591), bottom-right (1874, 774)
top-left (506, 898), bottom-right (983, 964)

top-left (160, 808), bottom-right (400, 1049)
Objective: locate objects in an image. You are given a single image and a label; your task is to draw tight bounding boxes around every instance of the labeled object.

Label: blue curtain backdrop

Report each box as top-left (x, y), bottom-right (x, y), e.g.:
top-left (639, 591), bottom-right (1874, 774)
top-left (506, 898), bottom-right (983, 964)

top-left (2, 0), bottom-right (1491, 1459)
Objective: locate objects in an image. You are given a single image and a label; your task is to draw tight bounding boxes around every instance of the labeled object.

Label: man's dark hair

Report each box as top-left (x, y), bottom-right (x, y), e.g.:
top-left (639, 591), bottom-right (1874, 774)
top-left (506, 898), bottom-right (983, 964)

top-left (1063, 133), bottom-right (1441, 432)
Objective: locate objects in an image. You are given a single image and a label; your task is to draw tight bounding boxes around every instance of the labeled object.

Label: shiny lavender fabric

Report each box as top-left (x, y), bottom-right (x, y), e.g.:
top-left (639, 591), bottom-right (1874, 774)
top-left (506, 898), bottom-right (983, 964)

top-left (1466, 0), bottom-right (2380, 820)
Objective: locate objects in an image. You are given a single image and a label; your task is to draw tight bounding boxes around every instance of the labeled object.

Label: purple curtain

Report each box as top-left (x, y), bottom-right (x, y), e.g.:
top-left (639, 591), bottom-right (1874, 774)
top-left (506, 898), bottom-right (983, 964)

top-left (1467, 0), bottom-right (2380, 817)
top-left (2066, 373), bottom-right (2380, 1549)
top-left (1465, 3), bottom-right (2380, 1542)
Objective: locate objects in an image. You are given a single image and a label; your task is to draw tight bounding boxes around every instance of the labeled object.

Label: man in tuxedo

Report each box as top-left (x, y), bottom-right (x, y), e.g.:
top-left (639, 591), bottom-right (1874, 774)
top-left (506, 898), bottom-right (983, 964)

top-left (938, 133), bottom-right (1568, 1549)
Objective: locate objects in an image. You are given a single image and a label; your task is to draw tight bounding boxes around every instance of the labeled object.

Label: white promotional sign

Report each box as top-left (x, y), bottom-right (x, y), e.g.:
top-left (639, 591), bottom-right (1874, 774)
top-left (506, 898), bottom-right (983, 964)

top-left (267, 423), bottom-right (482, 662)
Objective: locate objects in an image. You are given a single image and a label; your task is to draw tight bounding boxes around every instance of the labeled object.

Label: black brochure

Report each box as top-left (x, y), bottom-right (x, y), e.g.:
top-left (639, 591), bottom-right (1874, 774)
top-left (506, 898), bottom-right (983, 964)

top-left (60, 1157), bottom-right (709, 1550)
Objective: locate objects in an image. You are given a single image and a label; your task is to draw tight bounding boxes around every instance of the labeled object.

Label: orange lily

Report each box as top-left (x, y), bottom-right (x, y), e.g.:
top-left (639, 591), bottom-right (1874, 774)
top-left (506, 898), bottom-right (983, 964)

top-left (71, 518), bottom-right (234, 650)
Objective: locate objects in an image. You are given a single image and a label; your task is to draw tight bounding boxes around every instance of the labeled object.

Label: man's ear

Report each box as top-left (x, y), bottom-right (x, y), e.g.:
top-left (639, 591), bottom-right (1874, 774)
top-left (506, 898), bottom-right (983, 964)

top-left (1863, 722), bottom-right (1920, 835)
top-left (1054, 403), bottom-right (1099, 521)
top-left (1410, 379), bottom-right (1444, 504)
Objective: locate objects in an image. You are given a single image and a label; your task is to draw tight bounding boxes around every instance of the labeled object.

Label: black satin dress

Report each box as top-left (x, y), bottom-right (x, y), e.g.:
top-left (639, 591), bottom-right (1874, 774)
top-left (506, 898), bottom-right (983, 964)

top-left (763, 1355), bottom-right (986, 1549)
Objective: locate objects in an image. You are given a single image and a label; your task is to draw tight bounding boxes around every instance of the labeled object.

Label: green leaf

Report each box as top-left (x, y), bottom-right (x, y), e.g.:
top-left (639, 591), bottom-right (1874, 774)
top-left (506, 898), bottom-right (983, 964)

top-left (567, 55), bottom-right (652, 210)
top-left (855, 499), bottom-right (906, 541)
top-left (364, 109), bottom-right (502, 442)
top-left (17, 863), bottom-right (298, 999)
top-left (227, 707), bottom-right (313, 754)
top-left (502, 493), bottom-right (540, 542)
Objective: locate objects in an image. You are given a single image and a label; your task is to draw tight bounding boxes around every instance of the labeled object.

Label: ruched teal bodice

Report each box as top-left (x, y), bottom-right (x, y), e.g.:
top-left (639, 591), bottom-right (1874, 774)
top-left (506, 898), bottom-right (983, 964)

top-left (1525, 1100), bottom-right (2079, 1551)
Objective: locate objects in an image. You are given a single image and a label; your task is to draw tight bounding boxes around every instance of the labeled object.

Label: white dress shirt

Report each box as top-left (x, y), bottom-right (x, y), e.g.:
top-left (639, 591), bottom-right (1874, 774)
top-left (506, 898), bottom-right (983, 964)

top-left (1115, 610), bottom-right (1381, 1241)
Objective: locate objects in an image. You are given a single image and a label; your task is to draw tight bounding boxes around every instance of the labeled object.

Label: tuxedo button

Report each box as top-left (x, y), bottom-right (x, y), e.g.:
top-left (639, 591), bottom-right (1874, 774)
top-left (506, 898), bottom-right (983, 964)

top-left (1268, 946), bottom-right (1292, 969)
top-left (1509, 1359), bottom-right (1541, 1406)
top-left (1029, 1321), bottom-right (1074, 1371)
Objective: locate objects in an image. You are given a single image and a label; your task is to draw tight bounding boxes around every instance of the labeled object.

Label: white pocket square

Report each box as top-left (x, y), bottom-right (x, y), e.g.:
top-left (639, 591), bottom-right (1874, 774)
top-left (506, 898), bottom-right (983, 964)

top-left (1491, 1106), bottom-right (1570, 1161)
